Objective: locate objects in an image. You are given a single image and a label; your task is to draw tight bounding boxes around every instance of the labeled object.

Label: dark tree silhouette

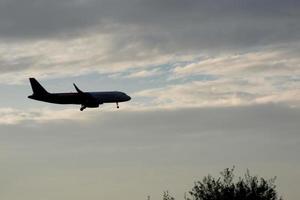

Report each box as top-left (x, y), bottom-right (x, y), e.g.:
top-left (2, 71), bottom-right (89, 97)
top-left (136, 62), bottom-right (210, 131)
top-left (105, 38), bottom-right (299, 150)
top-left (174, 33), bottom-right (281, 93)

top-left (163, 167), bottom-right (283, 200)
top-left (163, 191), bottom-right (175, 200)
top-left (189, 167), bottom-right (282, 200)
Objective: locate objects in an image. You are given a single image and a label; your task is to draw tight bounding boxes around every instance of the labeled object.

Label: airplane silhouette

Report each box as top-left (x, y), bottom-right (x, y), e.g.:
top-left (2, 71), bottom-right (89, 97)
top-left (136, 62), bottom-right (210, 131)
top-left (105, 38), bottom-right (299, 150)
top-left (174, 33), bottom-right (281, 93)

top-left (28, 78), bottom-right (131, 111)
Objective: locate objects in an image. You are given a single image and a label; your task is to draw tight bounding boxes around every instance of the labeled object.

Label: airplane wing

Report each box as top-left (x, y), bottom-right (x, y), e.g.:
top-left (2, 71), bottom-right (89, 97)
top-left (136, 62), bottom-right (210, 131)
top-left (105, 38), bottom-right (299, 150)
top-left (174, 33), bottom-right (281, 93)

top-left (73, 83), bottom-right (101, 104)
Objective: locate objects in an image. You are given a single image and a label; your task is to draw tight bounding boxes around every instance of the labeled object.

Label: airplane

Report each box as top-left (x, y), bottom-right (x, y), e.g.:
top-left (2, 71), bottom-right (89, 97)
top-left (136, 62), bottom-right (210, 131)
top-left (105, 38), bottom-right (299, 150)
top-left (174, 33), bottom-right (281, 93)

top-left (28, 78), bottom-right (131, 111)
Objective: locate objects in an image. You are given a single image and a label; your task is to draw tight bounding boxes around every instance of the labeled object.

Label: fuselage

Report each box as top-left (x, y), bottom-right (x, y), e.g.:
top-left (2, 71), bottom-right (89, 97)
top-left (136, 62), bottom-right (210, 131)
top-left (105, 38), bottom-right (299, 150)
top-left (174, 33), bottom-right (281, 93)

top-left (28, 91), bottom-right (131, 105)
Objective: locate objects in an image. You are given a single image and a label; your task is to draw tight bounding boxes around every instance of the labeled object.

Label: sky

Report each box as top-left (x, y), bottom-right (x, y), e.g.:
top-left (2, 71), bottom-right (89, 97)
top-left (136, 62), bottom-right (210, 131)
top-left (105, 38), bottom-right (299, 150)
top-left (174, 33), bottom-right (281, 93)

top-left (0, 0), bottom-right (299, 199)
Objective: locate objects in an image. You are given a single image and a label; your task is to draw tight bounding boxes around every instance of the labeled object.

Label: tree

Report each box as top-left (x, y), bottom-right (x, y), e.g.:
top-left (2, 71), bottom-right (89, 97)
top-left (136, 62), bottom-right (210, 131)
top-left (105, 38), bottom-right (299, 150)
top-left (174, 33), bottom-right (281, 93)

top-left (188, 167), bottom-right (282, 200)
top-left (162, 167), bottom-right (283, 200)
top-left (163, 191), bottom-right (175, 200)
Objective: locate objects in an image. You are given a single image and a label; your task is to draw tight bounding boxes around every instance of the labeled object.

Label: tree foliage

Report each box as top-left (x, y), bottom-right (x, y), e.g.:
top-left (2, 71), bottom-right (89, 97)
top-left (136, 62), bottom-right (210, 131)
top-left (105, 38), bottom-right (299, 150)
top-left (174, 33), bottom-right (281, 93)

top-left (163, 167), bottom-right (282, 200)
top-left (188, 167), bottom-right (282, 200)
top-left (163, 191), bottom-right (175, 200)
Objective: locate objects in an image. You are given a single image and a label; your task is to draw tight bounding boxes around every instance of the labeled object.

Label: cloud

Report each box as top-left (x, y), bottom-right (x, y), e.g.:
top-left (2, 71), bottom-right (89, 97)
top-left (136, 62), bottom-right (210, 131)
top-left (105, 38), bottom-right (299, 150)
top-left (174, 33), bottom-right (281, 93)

top-left (0, 33), bottom-right (198, 84)
top-left (174, 45), bottom-right (300, 78)
top-left (0, 0), bottom-right (298, 111)
top-left (130, 45), bottom-right (299, 108)
top-left (0, 107), bottom-right (88, 125)
top-left (0, 2), bottom-right (299, 199)
top-left (1, 104), bottom-right (300, 200)
top-left (0, 103), bottom-right (155, 125)
top-left (1, 103), bottom-right (299, 135)
top-left (135, 79), bottom-right (300, 108)
top-left (0, 0), bottom-right (299, 85)
top-left (0, 41), bottom-right (298, 109)
top-left (124, 68), bottom-right (162, 78)
top-left (0, 0), bottom-right (299, 50)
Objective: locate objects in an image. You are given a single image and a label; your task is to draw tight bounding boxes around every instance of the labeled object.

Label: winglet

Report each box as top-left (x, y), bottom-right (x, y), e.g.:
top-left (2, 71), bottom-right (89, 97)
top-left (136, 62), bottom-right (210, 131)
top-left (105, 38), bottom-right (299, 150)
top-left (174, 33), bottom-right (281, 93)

top-left (73, 83), bottom-right (84, 94)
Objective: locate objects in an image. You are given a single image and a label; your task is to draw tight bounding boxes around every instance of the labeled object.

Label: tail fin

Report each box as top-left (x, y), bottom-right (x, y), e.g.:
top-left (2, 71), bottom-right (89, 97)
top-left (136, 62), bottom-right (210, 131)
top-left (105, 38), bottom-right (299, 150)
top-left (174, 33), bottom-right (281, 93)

top-left (29, 78), bottom-right (49, 95)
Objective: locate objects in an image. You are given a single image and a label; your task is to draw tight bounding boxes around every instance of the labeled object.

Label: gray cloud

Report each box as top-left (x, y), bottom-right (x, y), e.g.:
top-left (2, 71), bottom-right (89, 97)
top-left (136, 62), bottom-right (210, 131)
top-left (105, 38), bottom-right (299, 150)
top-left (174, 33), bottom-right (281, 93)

top-left (0, 104), bottom-right (299, 173)
top-left (0, 0), bottom-right (102, 39)
top-left (1, 103), bottom-right (299, 138)
top-left (0, 55), bottom-right (38, 73)
top-left (0, 0), bottom-right (299, 52)
top-left (0, 0), bottom-right (299, 86)
top-left (0, 0), bottom-right (298, 86)
top-left (0, 104), bottom-right (300, 200)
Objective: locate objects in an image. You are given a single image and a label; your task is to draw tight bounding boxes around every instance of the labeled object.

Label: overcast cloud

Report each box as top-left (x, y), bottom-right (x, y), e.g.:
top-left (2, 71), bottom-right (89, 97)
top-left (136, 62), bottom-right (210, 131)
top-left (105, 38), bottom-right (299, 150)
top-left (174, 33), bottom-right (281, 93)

top-left (0, 105), bottom-right (300, 200)
top-left (0, 0), bottom-right (299, 200)
top-left (0, 0), bottom-right (299, 50)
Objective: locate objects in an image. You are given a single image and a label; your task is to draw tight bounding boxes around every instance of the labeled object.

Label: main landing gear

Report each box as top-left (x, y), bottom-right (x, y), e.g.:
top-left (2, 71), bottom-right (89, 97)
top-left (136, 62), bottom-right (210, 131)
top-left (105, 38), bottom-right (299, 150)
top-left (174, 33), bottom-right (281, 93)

top-left (80, 105), bottom-right (87, 111)
top-left (80, 103), bottom-right (119, 111)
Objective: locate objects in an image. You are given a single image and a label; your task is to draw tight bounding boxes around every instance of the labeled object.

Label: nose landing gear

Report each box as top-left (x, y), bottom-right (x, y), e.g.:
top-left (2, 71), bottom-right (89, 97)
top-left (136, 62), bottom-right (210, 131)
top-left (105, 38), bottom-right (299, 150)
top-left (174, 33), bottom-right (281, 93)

top-left (80, 105), bottom-right (87, 111)
top-left (116, 102), bottom-right (119, 109)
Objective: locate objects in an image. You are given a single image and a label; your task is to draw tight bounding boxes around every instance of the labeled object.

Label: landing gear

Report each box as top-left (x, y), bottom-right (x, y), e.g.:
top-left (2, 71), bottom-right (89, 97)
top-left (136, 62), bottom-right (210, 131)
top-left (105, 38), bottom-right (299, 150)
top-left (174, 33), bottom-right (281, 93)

top-left (116, 102), bottom-right (119, 109)
top-left (80, 105), bottom-right (87, 111)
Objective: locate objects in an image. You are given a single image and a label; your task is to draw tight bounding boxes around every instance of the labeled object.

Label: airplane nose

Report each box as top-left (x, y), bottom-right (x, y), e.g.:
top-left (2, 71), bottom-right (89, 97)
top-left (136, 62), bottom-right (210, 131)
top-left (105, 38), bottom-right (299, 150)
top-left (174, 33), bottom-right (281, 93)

top-left (127, 95), bottom-right (131, 101)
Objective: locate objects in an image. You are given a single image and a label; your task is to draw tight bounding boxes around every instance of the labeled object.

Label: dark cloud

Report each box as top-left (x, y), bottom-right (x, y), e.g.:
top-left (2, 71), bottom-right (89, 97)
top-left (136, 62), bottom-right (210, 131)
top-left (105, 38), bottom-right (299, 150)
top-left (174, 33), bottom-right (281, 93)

top-left (0, 0), bottom-right (99, 39)
top-left (0, 55), bottom-right (38, 73)
top-left (1, 104), bottom-right (299, 199)
top-left (0, 0), bottom-right (299, 52)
